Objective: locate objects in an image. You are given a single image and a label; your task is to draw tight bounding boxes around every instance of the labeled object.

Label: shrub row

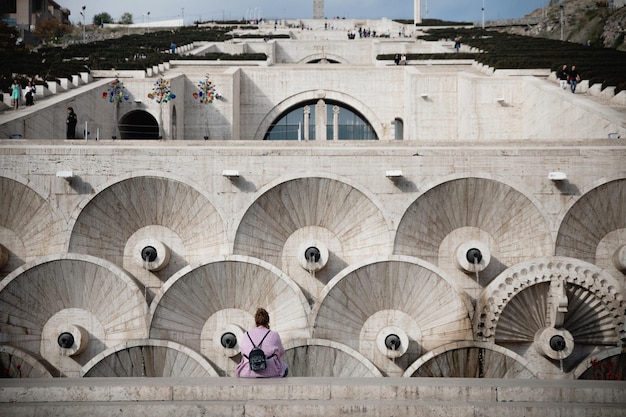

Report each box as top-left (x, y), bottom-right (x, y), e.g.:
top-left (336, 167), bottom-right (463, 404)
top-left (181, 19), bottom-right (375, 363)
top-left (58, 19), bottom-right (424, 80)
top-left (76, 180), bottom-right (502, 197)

top-left (416, 28), bottom-right (626, 93)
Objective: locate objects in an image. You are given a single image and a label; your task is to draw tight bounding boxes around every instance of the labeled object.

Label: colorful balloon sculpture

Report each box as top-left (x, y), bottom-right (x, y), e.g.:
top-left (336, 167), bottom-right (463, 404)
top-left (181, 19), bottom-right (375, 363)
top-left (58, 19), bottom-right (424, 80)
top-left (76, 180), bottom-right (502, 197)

top-left (194, 76), bottom-right (218, 104)
top-left (103, 78), bottom-right (129, 103)
top-left (149, 78), bottom-right (176, 103)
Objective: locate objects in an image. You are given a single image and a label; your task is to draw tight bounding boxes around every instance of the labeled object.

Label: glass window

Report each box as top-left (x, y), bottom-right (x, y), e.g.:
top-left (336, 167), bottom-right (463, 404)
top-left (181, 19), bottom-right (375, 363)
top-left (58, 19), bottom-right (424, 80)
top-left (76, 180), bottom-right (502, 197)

top-left (265, 100), bottom-right (377, 140)
top-left (0, 0), bottom-right (17, 13)
top-left (394, 118), bottom-right (404, 140)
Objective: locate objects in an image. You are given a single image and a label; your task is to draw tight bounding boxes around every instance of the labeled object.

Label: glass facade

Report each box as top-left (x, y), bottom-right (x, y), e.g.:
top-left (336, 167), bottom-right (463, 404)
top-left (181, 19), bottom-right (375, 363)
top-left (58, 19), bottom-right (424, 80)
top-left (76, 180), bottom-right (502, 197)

top-left (265, 100), bottom-right (377, 140)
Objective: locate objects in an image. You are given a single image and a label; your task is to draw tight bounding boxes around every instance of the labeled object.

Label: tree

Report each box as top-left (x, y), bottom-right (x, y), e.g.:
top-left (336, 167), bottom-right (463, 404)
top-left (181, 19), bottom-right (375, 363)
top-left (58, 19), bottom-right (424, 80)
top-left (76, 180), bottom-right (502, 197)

top-left (35, 18), bottom-right (72, 41)
top-left (93, 12), bottom-right (113, 26)
top-left (0, 21), bottom-right (21, 49)
top-left (119, 12), bottom-right (133, 25)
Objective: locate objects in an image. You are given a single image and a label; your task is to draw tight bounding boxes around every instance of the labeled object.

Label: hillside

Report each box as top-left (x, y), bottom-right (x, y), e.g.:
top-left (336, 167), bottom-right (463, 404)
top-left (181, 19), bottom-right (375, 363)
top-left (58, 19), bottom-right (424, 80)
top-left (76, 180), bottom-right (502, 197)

top-left (509, 0), bottom-right (626, 50)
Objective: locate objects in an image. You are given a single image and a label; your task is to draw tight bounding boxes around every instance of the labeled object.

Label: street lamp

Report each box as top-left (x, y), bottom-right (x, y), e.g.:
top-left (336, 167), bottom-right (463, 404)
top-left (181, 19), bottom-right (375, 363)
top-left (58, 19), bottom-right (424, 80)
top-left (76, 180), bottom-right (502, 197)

top-left (481, 0), bottom-right (485, 29)
top-left (80, 5), bottom-right (86, 42)
top-left (559, 1), bottom-right (564, 41)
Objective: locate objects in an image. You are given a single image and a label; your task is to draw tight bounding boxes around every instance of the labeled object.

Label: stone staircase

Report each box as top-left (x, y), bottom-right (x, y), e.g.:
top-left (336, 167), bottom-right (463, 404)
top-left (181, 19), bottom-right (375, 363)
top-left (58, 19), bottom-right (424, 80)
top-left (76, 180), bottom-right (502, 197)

top-left (1, 377), bottom-right (625, 417)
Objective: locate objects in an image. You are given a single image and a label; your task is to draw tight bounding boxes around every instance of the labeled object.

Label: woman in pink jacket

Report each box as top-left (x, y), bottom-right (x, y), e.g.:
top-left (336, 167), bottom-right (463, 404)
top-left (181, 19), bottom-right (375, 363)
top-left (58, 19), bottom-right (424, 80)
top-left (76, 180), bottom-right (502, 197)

top-left (235, 308), bottom-right (288, 378)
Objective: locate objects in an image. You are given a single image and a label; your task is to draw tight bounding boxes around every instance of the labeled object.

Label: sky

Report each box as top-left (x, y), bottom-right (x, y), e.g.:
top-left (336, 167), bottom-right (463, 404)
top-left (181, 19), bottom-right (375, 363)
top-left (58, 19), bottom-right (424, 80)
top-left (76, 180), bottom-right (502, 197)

top-left (58, 0), bottom-right (550, 25)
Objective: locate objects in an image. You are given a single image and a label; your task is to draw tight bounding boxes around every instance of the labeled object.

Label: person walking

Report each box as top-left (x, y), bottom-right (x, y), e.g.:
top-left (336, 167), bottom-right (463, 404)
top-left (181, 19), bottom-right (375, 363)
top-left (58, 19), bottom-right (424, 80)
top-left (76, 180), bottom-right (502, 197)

top-left (10, 79), bottom-right (20, 110)
top-left (236, 308), bottom-right (288, 378)
top-left (568, 65), bottom-right (580, 94)
top-left (66, 107), bottom-right (77, 139)
top-left (24, 81), bottom-right (35, 106)
top-left (556, 64), bottom-right (568, 90)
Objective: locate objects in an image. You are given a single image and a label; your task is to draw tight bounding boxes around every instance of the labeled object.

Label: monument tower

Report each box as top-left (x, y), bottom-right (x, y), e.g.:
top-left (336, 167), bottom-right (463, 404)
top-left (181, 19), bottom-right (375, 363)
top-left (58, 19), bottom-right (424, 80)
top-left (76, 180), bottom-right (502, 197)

top-left (414, 0), bottom-right (422, 24)
top-left (313, 0), bottom-right (324, 19)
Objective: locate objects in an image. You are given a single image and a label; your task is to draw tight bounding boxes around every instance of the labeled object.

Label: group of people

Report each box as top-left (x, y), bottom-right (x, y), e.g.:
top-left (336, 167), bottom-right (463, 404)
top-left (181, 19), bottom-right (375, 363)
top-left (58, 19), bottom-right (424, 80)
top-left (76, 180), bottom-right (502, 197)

top-left (7, 79), bottom-right (37, 110)
top-left (556, 64), bottom-right (581, 93)
top-left (7, 79), bottom-right (77, 139)
top-left (393, 53), bottom-right (407, 65)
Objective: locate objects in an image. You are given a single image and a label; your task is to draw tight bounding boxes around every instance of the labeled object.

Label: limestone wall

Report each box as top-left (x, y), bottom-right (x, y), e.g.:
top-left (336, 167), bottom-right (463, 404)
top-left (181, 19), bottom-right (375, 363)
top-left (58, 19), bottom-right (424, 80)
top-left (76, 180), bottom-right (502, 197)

top-left (0, 37), bottom-right (624, 381)
top-left (3, 64), bottom-right (624, 142)
top-left (0, 141), bottom-right (624, 379)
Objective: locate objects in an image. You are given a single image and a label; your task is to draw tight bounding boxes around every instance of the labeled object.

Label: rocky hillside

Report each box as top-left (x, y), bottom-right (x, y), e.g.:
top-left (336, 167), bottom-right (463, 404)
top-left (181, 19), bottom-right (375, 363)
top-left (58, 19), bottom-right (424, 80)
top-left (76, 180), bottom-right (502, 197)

top-left (508, 0), bottom-right (626, 50)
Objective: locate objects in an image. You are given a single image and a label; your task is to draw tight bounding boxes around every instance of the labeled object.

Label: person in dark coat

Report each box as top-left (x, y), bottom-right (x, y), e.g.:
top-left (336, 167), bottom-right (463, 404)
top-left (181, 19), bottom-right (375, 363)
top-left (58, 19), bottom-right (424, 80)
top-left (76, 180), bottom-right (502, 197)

top-left (66, 107), bottom-right (77, 139)
top-left (568, 65), bottom-right (580, 94)
top-left (556, 64), bottom-right (568, 90)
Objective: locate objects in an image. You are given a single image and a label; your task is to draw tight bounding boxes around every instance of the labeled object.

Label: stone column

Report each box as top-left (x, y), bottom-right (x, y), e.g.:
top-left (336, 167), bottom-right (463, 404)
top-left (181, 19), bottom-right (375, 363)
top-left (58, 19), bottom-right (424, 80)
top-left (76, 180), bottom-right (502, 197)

top-left (303, 106), bottom-right (311, 141)
top-left (313, 0), bottom-right (324, 19)
top-left (315, 99), bottom-right (327, 141)
top-left (414, 0), bottom-right (422, 24)
top-left (332, 105), bottom-right (340, 140)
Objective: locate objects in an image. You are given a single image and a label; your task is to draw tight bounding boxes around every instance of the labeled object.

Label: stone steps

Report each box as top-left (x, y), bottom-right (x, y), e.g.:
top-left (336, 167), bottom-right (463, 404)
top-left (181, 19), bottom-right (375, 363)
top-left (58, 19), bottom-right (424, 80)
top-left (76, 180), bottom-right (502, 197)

top-left (1, 377), bottom-right (625, 416)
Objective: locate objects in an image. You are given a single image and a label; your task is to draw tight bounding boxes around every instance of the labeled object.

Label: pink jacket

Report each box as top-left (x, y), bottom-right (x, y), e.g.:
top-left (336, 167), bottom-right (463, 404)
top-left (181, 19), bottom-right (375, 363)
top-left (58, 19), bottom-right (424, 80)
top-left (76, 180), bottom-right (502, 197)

top-left (235, 326), bottom-right (287, 378)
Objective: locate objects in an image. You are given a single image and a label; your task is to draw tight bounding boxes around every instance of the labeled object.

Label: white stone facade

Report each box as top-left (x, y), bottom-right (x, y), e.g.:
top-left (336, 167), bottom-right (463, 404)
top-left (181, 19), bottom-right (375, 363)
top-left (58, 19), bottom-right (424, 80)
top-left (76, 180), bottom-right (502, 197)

top-left (0, 29), bottom-right (625, 381)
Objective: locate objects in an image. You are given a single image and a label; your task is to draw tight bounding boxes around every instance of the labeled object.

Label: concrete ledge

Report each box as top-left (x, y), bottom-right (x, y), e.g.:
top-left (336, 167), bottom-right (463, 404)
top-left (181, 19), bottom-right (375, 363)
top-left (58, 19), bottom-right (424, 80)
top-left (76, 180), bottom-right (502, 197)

top-left (0, 378), bottom-right (624, 417)
top-left (2, 400), bottom-right (626, 417)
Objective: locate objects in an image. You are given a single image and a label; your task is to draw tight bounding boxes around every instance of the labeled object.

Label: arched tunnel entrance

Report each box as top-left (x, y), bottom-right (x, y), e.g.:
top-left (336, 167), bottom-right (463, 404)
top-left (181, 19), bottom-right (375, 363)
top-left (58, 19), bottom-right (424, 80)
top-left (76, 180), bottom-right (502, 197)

top-left (119, 111), bottom-right (160, 139)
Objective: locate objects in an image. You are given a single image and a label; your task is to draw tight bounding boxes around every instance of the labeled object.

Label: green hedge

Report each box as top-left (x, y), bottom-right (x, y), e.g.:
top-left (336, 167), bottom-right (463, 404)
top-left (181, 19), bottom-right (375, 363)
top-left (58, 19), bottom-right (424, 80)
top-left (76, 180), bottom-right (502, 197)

top-left (414, 28), bottom-right (626, 93)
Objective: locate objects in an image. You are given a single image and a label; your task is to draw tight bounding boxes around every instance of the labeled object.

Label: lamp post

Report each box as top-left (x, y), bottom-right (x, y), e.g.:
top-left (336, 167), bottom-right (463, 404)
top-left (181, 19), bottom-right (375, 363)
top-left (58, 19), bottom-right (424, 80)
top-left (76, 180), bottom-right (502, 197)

top-left (559, 1), bottom-right (564, 41)
top-left (80, 5), bottom-right (86, 42)
top-left (481, 0), bottom-right (485, 29)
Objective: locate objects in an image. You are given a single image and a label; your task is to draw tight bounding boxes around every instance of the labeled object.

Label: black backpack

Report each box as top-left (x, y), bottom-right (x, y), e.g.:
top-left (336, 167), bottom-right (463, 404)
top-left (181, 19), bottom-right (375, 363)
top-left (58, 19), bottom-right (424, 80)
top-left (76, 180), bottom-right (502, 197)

top-left (245, 330), bottom-right (274, 371)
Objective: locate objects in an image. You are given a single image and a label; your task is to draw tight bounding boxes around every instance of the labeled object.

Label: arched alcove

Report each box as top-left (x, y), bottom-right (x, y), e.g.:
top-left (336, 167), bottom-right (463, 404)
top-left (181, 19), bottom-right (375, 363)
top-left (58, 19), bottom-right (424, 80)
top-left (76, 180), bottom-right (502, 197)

top-left (254, 90), bottom-right (384, 141)
top-left (394, 118), bottom-right (404, 140)
top-left (119, 110), bottom-right (159, 139)
top-left (171, 106), bottom-right (178, 140)
top-left (264, 99), bottom-right (378, 141)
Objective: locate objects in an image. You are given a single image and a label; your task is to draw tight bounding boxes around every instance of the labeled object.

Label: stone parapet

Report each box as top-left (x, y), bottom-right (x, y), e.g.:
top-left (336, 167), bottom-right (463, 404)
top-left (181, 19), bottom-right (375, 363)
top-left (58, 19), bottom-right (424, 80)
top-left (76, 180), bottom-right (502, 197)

top-left (0, 377), bottom-right (624, 417)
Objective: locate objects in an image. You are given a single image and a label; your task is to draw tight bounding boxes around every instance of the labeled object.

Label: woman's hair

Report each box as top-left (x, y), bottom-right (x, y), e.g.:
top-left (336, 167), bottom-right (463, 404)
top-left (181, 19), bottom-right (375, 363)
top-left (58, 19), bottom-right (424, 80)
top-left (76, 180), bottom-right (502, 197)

top-left (67, 107), bottom-right (74, 113)
top-left (254, 308), bottom-right (270, 328)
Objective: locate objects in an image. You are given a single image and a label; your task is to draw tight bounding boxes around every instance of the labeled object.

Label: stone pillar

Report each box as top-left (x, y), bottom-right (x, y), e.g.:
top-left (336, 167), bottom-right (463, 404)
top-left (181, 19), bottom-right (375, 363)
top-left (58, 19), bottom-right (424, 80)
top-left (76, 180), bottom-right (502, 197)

top-left (315, 99), bottom-right (327, 141)
top-left (332, 105), bottom-right (339, 140)
top-left (303, 106), bottom-right (311, 141)
top-left (313, 0), bottom-right (324, 19)
top-left (414, 0), bottom-right (422, 24)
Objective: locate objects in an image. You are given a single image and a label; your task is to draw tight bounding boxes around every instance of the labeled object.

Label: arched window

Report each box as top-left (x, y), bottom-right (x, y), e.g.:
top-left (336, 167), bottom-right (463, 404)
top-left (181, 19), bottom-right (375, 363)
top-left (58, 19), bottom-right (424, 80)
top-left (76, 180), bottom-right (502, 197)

top-left (394, 118), bottom-right (404, 140)
top-left (172, 106), bottom-right (178, 140)
top-left (264, 100), bottom-right (377, 140)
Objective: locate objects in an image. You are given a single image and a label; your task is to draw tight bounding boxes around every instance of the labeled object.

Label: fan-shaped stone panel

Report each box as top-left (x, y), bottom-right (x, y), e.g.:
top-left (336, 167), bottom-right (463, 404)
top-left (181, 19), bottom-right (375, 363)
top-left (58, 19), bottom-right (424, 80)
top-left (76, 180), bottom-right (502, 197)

top-left (313, 257), bottom-right (473, 374)
top-left (476, 258), bottom-right (624, 343)
top-left (68, 175), bottom-right (226, 267)
top-left (82, 340), bottom-right (219, 377)
top-left (282, 339), bottom-right (383, 377)
top-left (233, 177), bottom-right (392, 269)
top-left (556, 179), bottom-right (626, 265)
top-left (403, 342), bottom-right (536, 378)
top-left (0, 255), bottom-right (149, 376)
top-left (394, 177), bottom-right (552, 274)
top-left (149, 256), bottom-right (310, 361)
top-left (495, 281), bottom-right (620, 373)
top-left (0, 177), bottom-right (65, 278)
top-left (573, 347), bottom-right (625, 380)
top-left (0, 345), bottom-right (56, 378)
